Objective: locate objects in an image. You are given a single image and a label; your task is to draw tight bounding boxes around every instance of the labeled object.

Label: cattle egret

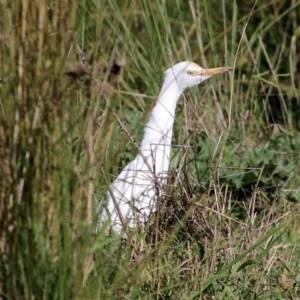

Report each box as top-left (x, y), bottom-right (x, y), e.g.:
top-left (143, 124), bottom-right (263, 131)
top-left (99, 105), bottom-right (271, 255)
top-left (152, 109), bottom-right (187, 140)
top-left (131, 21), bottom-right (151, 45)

top-left (97, 61), bottom-right (232, 233)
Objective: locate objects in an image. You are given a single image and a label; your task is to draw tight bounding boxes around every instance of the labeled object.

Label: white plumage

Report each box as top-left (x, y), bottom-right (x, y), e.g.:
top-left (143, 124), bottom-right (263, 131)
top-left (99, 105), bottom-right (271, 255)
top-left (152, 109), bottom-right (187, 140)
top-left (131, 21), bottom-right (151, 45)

top-left (97, 61), bottom-right (232, 233)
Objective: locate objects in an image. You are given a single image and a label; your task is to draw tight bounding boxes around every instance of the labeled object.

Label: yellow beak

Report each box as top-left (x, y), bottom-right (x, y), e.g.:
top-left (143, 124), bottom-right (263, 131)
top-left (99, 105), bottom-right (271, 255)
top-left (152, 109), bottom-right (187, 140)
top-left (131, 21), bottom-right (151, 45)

top-left (195, 67), bottom-right (233, 77)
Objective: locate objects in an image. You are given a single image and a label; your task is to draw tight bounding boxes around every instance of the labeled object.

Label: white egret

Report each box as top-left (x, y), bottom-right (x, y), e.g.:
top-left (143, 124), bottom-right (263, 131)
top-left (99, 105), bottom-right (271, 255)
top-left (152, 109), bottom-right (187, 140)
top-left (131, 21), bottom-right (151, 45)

top-left (97, 61), bottom-right (232, 233)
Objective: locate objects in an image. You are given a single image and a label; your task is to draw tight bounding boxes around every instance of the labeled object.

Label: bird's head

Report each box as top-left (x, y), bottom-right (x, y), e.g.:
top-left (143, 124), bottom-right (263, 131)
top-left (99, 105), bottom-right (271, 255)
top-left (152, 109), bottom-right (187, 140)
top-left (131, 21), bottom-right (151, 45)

top-left (164, 61), bottom-right (232, 91)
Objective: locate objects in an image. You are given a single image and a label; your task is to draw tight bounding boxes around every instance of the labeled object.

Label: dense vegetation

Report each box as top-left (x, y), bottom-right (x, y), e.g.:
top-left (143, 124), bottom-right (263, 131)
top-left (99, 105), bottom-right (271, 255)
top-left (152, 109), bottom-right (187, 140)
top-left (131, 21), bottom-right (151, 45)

top-left (1, 0), bottom-right (300, 298)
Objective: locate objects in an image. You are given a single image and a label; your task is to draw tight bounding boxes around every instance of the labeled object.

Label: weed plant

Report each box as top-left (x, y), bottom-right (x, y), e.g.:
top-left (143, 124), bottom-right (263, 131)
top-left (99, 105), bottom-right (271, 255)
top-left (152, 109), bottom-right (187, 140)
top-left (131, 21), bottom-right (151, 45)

top-left (1, 0), bottom-right (300, 299)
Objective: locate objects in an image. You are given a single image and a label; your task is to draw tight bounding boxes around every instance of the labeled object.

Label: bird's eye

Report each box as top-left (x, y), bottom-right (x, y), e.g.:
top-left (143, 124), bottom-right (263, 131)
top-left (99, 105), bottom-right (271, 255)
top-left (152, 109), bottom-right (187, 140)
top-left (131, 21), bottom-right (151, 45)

top-left (187, 71), bottom-right (194, 76)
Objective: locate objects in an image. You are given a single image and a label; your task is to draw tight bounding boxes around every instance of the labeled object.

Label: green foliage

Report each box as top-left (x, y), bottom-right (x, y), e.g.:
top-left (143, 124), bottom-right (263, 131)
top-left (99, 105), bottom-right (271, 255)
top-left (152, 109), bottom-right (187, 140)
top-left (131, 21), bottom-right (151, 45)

top-left (1, 0), bottom-right (300, 299)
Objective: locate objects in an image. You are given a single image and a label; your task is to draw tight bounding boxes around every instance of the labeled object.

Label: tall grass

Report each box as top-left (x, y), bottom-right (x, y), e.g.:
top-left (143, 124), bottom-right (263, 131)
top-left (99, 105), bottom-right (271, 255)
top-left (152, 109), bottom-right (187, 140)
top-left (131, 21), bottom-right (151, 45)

top-left (1, 0), bottom-right (300, 298)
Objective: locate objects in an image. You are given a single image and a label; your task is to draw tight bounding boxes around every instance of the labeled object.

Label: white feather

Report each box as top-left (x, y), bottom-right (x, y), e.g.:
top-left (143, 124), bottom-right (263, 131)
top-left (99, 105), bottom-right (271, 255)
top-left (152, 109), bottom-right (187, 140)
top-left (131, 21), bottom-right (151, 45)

top-left (96, 61), bottom-right (232, 233)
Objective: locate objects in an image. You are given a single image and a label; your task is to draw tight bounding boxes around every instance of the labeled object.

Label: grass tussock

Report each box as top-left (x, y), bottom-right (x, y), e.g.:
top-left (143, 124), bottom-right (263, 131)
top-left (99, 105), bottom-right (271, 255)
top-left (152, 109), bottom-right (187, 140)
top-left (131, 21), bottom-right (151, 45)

top-left (1, 0), bottom-right (300, 299)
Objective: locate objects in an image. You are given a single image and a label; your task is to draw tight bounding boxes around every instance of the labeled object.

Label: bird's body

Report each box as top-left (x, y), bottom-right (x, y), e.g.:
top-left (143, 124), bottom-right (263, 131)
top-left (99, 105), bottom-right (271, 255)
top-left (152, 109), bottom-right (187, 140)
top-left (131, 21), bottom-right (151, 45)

top-left (97, 61), bottom-right (232, 233)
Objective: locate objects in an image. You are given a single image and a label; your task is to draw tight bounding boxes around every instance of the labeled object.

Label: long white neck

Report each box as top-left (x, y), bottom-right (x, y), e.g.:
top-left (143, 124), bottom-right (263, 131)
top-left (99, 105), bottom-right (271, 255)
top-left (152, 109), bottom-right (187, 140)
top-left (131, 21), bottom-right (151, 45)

top-left (140, 74), bottom-right (183, 154)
